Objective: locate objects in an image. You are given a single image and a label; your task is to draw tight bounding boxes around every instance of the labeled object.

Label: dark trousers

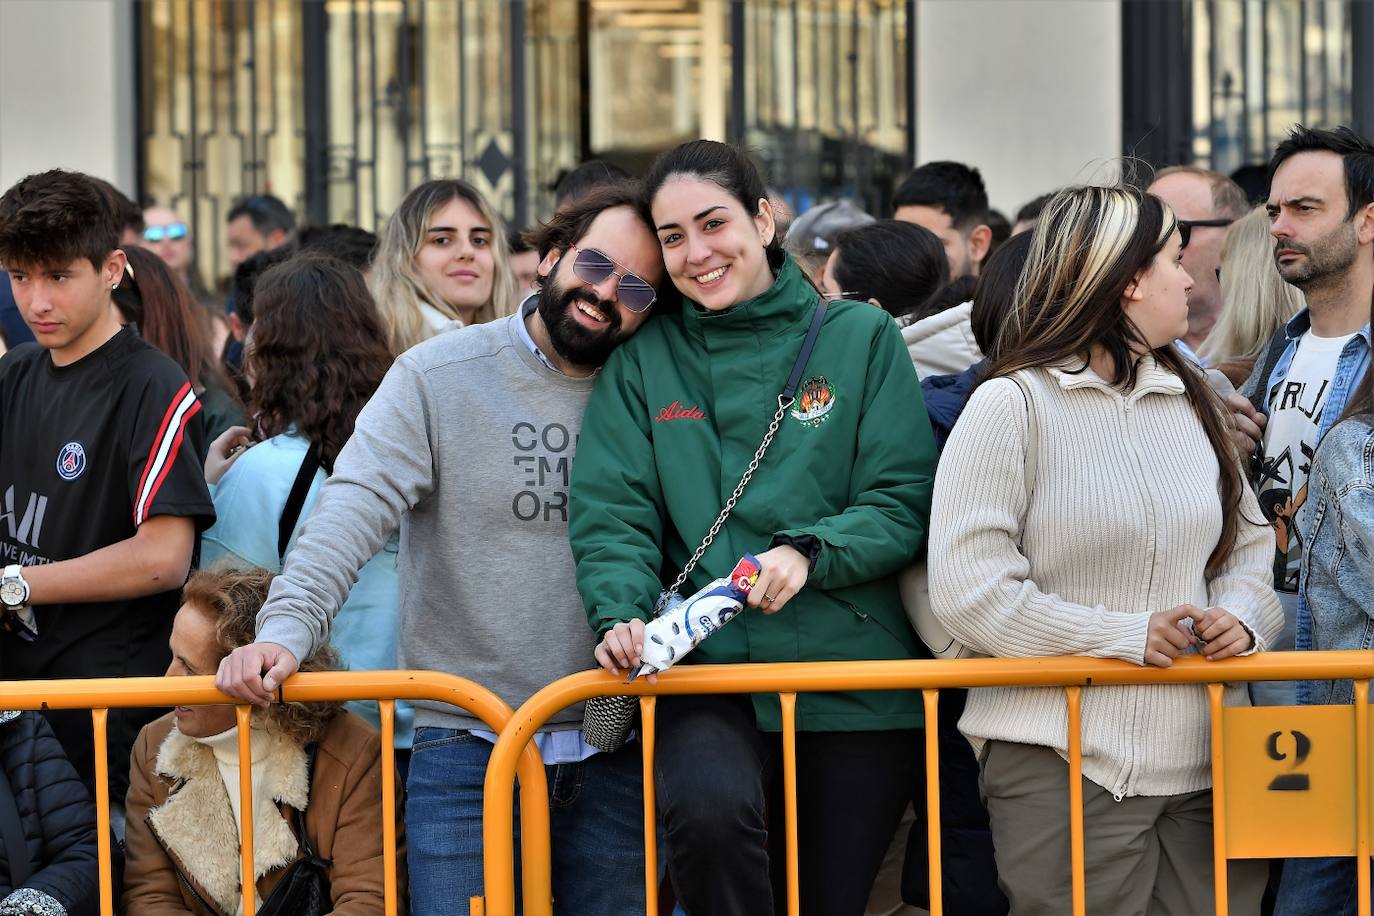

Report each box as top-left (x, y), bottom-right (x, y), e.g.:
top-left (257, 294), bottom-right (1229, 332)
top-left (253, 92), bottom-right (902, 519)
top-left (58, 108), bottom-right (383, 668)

top-left (902, 688), bottom-right (1009, 914)
top-left (654, 694), bottom-right (917, 916)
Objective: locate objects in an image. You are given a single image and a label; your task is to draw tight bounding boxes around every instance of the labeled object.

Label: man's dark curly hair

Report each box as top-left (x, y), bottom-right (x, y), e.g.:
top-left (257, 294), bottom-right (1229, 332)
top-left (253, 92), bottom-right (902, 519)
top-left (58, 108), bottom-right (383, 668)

top-left (0, 170), bottom-right (119, 271)
top-left (247, 253), bottom-right (394, 472)
top-left (523, 179), bottom-right (678, 308)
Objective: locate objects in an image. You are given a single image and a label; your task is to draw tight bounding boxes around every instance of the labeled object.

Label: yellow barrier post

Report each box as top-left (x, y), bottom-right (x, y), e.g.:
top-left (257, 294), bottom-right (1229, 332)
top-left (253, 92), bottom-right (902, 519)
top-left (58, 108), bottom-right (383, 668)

top-left (922, 689), bottom-right (943, 916)
top-left (780, 693), bottom-right (800, 916)
top-left (1064, 686), bottom-right (1085, 916)
top-left (91, 709), bottom-right (113, 916)
top-left (380, 699), bottom-right (399, 916)
top-left (1208, 684), bottom-right (1230, 916)
top-left (237, 705), bottom-right (257, 916)
top-left (640, 697), bottom-right (659, 916)
top-left (1357, 681), bottom-right (1370, 916)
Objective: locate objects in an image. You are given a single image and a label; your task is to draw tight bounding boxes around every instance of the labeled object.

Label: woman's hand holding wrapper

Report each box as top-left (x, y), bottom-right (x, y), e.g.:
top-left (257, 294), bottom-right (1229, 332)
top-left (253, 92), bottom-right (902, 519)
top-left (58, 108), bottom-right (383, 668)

top-left (597, 551), bottom-right (799, 682)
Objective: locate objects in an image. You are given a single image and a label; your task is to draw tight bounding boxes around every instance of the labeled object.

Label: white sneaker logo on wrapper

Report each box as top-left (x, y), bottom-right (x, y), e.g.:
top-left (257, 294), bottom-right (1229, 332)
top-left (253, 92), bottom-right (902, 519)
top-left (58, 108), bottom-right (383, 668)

top-left (56, 442), bottom-right (87, 481)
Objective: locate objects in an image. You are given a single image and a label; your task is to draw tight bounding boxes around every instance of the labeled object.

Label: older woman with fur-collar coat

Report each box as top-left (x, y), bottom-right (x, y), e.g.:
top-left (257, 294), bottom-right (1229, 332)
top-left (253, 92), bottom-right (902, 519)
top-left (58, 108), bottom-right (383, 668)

top-left (122, 709), bottom-right (402, 916)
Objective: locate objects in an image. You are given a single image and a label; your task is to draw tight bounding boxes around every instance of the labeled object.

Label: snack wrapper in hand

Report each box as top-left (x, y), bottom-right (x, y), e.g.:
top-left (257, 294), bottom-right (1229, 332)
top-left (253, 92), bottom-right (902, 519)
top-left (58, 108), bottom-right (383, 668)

top-left (631, 554), bottom-right (761, 680)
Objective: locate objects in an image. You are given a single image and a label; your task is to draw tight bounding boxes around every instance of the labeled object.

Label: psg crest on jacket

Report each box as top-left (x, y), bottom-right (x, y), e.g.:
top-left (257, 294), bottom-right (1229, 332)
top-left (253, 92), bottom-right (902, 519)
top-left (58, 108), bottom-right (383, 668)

top-left (56, 442), bottom-right (86, 481)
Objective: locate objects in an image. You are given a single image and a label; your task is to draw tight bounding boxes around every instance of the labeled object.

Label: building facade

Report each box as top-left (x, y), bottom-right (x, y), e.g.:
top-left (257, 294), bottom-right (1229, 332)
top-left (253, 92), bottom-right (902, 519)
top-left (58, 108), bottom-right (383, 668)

top-left (1, 0), bottom-right (1370, 294)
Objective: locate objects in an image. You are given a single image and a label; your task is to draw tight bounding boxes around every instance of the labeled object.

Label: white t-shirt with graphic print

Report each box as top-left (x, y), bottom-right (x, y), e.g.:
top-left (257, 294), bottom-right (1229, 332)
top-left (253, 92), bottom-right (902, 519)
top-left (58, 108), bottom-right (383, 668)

top-left (1257, 328), bottom-right (1357, 590)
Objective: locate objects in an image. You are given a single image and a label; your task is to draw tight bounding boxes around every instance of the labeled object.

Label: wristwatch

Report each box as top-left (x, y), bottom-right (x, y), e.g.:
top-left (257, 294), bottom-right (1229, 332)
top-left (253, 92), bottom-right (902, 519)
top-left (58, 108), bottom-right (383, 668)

top-left (0, 565), bottom-right (31, 611)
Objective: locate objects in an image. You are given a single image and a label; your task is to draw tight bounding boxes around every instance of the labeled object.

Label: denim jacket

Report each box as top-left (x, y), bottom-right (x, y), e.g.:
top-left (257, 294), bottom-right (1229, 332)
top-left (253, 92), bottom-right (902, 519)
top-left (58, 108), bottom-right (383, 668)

top-left (1298, 416), bottom-right (1374, 705)
top-left (1241, 308), bottom-right (1372, 674)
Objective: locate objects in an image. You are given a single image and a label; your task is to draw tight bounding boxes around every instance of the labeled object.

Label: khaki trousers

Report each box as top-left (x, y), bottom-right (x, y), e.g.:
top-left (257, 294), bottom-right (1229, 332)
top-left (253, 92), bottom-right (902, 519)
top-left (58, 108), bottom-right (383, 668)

top-left (979, 741), bottom-right (1266, 916)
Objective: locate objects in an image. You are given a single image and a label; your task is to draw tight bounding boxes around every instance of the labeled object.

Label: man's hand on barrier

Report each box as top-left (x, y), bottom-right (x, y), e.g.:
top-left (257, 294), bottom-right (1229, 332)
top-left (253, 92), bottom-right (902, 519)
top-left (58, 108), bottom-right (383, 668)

top-left (596, 619), bottom-right (648, 679)
top-left (1195, 606), bottom-right (1254, 661)
top-left (1144, 604), bottom-right (1203, 668)
top-left (215, 641), bottom-right (300, 707)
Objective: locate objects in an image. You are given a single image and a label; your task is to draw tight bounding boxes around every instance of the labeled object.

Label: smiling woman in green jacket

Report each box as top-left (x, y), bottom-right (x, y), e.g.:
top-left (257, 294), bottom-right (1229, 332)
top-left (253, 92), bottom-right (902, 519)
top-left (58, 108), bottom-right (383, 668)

top-left (568, 140), bottom-right (938, 916)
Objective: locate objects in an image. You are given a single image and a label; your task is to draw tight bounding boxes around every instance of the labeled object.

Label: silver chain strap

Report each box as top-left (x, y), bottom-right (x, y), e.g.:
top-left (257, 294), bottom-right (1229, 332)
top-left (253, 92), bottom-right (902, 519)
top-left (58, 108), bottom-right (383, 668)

top-left (656, 393), bottom-right (795, 612)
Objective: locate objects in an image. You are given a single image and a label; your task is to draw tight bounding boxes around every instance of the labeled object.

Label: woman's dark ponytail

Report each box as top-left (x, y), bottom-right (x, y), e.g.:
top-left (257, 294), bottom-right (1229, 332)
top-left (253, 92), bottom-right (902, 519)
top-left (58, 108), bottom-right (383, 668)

top-left (645, 140), bottom-right (785, 269)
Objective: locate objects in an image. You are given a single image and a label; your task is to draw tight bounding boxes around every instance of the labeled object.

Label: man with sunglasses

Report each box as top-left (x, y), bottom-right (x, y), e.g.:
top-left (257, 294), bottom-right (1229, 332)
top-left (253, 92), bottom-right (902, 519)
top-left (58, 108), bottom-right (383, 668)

top-left (1147, 166), bottom-right (1250, 354)
top-left (216, 181), bottom-right (666, 915)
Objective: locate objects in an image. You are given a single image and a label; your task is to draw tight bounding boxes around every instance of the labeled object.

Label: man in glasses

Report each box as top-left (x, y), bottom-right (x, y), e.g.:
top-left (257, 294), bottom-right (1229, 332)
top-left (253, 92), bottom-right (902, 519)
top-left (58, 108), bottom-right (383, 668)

top-left (1147, 166), bottom-right (1250, 355)
top-left (216, 181), bottom-right (667, 915)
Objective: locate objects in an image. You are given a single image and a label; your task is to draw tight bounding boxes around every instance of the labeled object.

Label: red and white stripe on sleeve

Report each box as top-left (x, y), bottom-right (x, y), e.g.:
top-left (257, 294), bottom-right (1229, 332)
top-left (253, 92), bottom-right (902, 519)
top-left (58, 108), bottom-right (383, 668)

top-left (133, 381), bottom-right (202, 525)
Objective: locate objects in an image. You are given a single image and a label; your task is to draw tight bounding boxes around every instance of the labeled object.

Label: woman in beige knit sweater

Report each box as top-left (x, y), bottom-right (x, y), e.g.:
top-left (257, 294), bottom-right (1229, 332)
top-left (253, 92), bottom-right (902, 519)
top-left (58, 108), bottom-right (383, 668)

top-left (929, 184), bottom-right (1283, 916)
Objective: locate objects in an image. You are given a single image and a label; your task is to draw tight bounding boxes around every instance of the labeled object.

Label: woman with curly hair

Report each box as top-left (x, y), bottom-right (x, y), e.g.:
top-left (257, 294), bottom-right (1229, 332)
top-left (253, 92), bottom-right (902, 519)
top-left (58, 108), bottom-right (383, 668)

top-left (114, 245), bottom-right (246, 440)
top-left (370, 178), bottom-right (518, 355)
top-left (199, 253), bottom-right (412, 752)
top-left (123, 566), bottom-right (405, 915)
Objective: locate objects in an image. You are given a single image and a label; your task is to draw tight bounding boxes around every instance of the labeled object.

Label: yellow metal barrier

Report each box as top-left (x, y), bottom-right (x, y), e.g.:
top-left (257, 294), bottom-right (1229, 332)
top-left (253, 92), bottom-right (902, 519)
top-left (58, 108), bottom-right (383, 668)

top-left (478, 651), bottom-right (1374, 916)
top-left (0, 670), bottom-right (551, 916)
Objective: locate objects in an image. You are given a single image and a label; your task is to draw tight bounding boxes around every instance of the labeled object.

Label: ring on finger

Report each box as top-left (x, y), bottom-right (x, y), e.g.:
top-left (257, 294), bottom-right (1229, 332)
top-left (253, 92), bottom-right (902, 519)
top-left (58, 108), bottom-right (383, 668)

top-left (763, 592), bottom-right (778, 603)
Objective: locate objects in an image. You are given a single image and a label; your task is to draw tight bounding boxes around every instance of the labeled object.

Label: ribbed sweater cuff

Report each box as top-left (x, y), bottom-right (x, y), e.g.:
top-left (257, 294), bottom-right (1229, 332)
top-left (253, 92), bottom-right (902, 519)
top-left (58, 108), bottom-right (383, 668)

top-left (1097, 611), bottom-right (1151, 664)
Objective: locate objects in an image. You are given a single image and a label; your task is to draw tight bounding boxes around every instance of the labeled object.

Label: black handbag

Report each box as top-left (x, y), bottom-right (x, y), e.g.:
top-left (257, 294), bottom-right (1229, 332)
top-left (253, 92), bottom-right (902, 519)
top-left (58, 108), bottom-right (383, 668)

top-left (256, 745), bottom-right (331, 916)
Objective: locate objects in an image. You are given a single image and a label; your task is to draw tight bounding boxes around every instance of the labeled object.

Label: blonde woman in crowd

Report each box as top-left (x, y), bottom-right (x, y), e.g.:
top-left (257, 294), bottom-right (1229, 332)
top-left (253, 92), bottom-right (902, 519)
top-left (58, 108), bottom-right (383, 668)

top-left (929, 184), bottom-right (1282, 915)
top-left (1198, 206), bottom-right (1306, 386)
top-left (370, 178), bottom-right (517, 354)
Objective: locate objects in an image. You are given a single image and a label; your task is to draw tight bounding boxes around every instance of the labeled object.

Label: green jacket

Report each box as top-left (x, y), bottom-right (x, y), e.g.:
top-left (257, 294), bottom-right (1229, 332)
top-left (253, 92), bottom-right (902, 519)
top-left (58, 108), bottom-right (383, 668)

top-left (569, 257), bottom-right (938, 731)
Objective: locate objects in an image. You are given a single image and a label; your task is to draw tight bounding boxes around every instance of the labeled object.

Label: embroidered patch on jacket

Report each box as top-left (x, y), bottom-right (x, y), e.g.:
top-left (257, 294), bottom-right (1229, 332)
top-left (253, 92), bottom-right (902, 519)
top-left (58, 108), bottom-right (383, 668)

top-left (56, 441), bottom-right (87, 481)
top-left (655, 400), bottom-right (707, 422)
top-left (790, 376), bottom-right (835, 427)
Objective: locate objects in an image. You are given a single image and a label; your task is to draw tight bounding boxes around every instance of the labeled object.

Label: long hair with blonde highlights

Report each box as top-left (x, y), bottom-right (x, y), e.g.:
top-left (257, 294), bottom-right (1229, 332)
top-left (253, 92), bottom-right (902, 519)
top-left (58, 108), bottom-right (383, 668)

top-left (370, 179), bottom-right (517, 355)
top-left (985, 184), bottom-right (1247, 576)
top-left (183, 567), bottom-right (343, 746)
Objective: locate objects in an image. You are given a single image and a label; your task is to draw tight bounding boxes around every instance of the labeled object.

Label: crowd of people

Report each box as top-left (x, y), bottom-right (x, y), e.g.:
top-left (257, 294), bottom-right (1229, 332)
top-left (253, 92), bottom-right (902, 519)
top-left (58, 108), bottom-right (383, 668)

top-left (0, 121), bottom-right (1369, 916)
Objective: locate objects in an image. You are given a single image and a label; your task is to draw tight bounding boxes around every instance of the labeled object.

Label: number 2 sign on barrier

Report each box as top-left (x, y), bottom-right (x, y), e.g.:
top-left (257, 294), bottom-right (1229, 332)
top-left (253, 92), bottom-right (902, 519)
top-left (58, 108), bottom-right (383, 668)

top-left (1221, 705), bottom-right (1361, 859)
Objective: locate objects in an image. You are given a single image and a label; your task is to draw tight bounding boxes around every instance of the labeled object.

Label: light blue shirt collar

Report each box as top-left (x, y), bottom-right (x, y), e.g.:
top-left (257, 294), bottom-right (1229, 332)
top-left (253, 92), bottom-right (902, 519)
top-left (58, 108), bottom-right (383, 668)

top-left (515, 292), bottom-right (559, 373)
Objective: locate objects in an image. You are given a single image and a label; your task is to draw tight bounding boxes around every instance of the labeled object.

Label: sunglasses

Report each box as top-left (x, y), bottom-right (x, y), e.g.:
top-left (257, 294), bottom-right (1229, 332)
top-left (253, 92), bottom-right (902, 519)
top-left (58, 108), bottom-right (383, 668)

top-left (568, 245), bottom-right (656, 313)
top-left (1176, 218), bottom-right (1234, 250)
top-left (143, 222), bottom-right (188, 243)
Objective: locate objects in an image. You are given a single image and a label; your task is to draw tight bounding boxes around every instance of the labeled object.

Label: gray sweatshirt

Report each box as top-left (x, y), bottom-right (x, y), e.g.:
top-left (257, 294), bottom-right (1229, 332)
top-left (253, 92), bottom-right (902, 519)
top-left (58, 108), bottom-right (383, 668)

top-left (256, 314), bottom-right (599, 731)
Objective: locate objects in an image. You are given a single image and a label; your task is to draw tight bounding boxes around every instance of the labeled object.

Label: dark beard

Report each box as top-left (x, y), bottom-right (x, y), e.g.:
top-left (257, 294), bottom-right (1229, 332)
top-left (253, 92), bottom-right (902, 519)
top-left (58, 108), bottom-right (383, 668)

top-left (1274, 220), bottom-right (1358, 289)
top-left (536, 281), bottom-right (628, 369)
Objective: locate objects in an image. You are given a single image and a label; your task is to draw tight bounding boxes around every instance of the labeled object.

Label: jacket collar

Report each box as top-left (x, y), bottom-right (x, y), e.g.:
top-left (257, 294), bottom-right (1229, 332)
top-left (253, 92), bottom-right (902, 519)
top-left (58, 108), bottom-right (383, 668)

top-left (681, 255), bottom-right (817, 341)
top-left (1047, 353), bottom-right (1186, 403)
top-left (148, 723), bottom-right (309, 915)
top-left (1283, 306), bottom-right (1373, 346)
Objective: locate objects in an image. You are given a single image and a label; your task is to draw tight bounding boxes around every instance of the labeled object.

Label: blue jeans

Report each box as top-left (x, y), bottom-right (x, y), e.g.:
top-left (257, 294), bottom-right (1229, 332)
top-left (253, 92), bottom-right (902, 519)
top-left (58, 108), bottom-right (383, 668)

top-left (1275, 857), bottom-right (1365, 916)
top-left (405, 727), bottom-right (645, 916)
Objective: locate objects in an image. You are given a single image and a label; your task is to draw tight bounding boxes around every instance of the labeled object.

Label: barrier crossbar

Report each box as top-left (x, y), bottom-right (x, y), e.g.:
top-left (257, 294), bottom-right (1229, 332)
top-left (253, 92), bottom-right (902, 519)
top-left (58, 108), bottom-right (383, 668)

top-left (479, 651), bottom-right (1374, 916)
top-left (0, 670), bottom-right (551, 916)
